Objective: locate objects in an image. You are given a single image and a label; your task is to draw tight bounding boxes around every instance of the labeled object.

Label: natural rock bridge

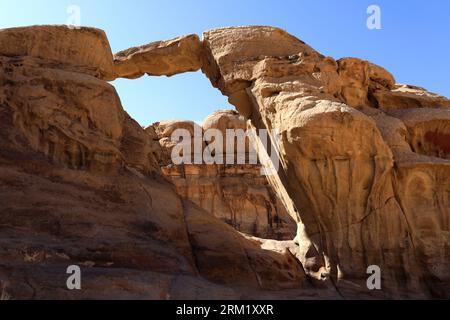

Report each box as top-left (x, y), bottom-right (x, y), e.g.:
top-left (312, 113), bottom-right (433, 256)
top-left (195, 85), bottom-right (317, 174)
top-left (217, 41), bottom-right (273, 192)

top-left (0, 25), bottom-right (449, 299)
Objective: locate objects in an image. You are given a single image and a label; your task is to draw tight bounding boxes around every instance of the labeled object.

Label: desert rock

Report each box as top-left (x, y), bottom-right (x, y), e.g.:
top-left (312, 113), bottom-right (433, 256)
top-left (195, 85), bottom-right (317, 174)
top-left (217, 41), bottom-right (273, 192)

top-left (0, 25), bottom-right (326, 300)
top-left (0, 25), bottom-right (116, 80)
top-left (1, 24), bottom-right (449, 299)
top-left (114, 34), bottom-right (203, 79)
top-left (152, 110), bottom-right (297, 240)
top-left (201, 25), bottom-right (450, 298)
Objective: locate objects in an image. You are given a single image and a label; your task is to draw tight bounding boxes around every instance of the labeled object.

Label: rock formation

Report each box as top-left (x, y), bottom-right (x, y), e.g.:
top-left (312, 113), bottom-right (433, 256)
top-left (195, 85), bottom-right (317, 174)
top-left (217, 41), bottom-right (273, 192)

top-left (0, 26), bottom-right (330, 300)
top-left (0, 25), bottom-right (116, 81)
top-left (0, 24), bottom-right (449, 299)
top-left (114, 34), bottom-right (203, 79)
top-left (200, 26), bottom-right (450, 298)
top-left (151, 110), bottom-right (297, 240)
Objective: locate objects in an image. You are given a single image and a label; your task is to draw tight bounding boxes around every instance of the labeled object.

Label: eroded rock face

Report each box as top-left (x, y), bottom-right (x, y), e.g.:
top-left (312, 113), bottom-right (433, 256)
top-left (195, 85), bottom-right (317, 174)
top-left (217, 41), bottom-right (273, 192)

top-left (0, 26), bottom-right (116, 80)
top-left (1, 24), bottom-right (449, 299)
top-left (0, 42), bottom-right (198, 299)
top-left (201, 26), bottom-right (450, 298)
top-left (0, 25), bottom-right (330, 300)
top-left (184, 202), bottom-right (305, 290)
top-left (373, 84), bottom-right (450, 111)
top-left (151, 110), bottom-right (297, 240)
top-left (114, 34), bottom-right (203, 79)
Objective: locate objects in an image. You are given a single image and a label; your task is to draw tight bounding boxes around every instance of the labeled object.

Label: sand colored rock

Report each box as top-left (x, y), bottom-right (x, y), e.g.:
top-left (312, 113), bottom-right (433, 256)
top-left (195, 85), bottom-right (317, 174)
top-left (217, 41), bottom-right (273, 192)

top-left (0, 25), bottom-right (116, 80)
top-left (0, 48), bottom-right (198, 298)
top-left (150, 119), bottom-right (205, 165)
top-left (0, 25), bottom-right (325, 300)
top-left (1, 24), bottom-right (449, 299)
top-left (152, 111), bottom-right (297, 240)
top-left (201, 26), bottom-right (450, 298)
top-left (0, 54), bottom-right (160, 174)
top-left (202, 109), bottom-right (250, 157)
top-left (184, 202), bottom-right (305, 290)
top-left (373, 84), bottom-right (450, 111)
top-left (114, 34), bottom-right (203, 79)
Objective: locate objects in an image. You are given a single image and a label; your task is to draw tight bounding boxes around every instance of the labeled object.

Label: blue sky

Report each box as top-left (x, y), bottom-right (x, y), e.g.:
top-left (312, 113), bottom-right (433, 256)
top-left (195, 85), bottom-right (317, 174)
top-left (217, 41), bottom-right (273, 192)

top-left (1, 0), bottom-right (449, 126)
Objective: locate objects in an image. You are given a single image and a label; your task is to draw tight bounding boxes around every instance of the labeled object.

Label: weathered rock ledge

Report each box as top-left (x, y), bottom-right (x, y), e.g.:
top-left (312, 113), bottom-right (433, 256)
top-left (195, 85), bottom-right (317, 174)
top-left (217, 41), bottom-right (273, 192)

top-left (151, 110), bottom-right (297, 240)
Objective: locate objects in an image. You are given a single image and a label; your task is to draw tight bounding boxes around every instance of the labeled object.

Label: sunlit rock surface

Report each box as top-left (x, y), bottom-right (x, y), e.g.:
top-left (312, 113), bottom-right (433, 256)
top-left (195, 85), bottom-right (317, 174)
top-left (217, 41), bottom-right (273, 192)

top-left (0, 24), bottom-right (449, 299)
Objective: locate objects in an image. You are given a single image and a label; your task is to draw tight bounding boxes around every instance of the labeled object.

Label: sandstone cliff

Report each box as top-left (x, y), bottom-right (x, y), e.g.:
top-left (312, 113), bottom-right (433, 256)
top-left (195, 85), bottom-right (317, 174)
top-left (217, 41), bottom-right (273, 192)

top-left (0, 24), bottom-right (449, 299)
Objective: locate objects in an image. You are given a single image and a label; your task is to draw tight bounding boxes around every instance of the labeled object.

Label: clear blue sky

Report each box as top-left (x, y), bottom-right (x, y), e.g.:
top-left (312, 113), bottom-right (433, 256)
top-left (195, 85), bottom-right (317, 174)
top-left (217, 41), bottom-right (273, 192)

top-left (1, 0), bottom-right (449, 126)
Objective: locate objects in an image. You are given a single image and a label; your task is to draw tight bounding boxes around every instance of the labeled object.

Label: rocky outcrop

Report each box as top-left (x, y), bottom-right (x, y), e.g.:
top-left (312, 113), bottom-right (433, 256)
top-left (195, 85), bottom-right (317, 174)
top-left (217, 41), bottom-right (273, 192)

top-left (200, 26), bottom-right (450, 298)
top-left (151, 110), bottom-right (296, 240)
top-left (0, 25), bottom-right (333, 300)
top-left (184, 202), bottom-right (305, 290)
top-left (151, 119), bottom-right (205, 165)
top-left (1, 24), bottom-right (449, 299)
top-left (373, 84), bottom-right (450, 111)
top-left (0, 26), bottom-right (116, 81)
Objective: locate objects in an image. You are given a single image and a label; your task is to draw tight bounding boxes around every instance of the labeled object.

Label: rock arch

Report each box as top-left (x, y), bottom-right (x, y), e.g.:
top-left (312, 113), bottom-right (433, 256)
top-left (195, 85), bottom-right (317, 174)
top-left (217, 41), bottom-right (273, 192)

top-left (1, 24), bottom-right (449, 298)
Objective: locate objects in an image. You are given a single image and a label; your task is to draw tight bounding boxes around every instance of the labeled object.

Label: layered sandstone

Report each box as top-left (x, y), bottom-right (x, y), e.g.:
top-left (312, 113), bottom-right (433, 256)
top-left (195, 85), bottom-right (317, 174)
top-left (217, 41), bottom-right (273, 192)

top-left (200, 26), bottom-right (450, 298)
top-left (114, 34), bottom-right (203, 79)
top-left (0, 26), bottom-right (116, 80)
top-left (0, 25), bottom-right (332, 300)
top-left (0, 24), bottom-right (449, 299)
top-left (151, 110), bottom-right (296, 240)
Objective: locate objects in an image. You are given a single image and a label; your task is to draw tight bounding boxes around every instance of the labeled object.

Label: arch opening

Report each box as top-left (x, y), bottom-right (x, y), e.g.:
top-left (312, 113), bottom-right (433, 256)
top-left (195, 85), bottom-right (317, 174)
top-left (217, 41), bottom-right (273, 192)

top-left (112, 71), bottom-right (233, 127)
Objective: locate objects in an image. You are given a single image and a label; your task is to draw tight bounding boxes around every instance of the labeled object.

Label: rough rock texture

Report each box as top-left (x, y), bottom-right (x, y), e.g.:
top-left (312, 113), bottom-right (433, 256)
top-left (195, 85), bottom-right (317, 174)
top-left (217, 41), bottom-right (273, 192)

top-left (0, 25), bottom-right (335, 300)
top-left (114, 34), bottom-right (203, 79)
top-left (1, 24), bottom-right (449, 299)
top-left (201, 26), bottom-right (450, 298)
top-left (151, 119), bottom-right (205, 164)
top-left (151, 110), bottom-right (297, 240)
top-left (0, 26), bottom-right (116, 81)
